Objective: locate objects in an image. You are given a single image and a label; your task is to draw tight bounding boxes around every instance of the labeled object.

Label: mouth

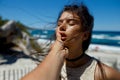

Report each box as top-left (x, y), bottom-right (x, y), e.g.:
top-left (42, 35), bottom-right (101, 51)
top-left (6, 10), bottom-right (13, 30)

top-left (60, 33), bottom-right (67, 41)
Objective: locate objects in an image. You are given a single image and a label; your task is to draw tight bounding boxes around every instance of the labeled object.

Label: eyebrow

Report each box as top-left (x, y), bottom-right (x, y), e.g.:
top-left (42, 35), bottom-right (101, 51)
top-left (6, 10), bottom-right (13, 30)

top-left (58, 18), bottom-right (80, 22)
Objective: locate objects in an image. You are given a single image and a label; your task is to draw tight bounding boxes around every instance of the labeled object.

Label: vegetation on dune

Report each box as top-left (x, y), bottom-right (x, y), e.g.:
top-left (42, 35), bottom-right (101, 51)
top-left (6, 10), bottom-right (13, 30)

top-left (0, 16), bottom-right (43, 55)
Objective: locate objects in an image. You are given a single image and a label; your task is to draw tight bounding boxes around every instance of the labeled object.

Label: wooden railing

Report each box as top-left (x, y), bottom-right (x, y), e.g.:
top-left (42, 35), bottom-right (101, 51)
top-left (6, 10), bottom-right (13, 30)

top-left (0, 66), bottom-right (36, 80)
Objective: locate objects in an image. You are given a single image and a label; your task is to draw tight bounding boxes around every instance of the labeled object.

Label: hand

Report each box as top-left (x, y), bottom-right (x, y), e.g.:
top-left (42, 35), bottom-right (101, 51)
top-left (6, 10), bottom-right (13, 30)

top-left (50, 40), bottom-right (68, 58)
top-left (50, 28), bottom-right (68, 58)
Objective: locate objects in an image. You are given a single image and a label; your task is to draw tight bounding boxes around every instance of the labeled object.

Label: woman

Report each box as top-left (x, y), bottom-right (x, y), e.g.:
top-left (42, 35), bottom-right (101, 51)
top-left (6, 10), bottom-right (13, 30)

top-left (21, 3), bottom-right (120, 80)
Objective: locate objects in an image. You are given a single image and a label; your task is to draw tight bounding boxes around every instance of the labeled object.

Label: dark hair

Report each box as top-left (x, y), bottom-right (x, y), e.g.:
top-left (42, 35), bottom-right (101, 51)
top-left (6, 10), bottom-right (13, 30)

top-left (57, 3), bottom-right (94, 52)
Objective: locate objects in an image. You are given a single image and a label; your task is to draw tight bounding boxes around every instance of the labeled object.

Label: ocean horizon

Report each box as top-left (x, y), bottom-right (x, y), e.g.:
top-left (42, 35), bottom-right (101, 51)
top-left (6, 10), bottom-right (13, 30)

top-left (30, 30), bottom-right (120, 47)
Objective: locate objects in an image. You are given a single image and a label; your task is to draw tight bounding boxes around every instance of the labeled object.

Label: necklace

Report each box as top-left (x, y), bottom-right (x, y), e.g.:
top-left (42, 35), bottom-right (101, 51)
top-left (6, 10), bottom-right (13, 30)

top-left (66, 53), bottom-right (85, 62)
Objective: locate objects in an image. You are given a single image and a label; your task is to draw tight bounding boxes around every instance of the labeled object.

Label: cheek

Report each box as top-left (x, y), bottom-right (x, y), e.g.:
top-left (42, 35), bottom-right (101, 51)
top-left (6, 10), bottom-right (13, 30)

top-left (67, 27), bottom-right (80, 35)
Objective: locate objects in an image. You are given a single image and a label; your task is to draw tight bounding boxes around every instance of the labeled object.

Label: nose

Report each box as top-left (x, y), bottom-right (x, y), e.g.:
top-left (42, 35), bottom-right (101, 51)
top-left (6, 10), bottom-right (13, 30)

top-left (59, 23), bottom-right (66, 31)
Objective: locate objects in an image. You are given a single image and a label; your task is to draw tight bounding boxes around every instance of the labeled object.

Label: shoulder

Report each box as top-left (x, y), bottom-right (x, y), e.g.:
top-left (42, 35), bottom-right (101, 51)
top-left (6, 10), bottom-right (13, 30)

top-left (95, 61), bottom-right (120, 80)
top-left (102, 63), bottom-right (120, 80)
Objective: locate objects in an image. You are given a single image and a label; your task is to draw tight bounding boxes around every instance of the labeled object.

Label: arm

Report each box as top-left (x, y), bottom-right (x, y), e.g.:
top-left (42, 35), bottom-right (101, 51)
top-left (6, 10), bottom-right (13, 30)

top-left (21, 27), bottom-right (68, 80)
top-left (21, 40), bottom-right (68, 80)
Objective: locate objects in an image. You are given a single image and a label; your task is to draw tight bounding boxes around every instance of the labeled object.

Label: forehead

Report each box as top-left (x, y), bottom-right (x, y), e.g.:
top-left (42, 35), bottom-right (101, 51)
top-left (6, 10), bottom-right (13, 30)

top-left (59, 11), bottom-right (80, 20)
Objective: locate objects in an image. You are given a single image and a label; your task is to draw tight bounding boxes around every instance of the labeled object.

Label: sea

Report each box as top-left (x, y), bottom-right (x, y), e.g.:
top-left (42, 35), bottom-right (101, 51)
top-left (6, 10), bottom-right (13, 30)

top-left (30, 30), bottom-right (120, 47)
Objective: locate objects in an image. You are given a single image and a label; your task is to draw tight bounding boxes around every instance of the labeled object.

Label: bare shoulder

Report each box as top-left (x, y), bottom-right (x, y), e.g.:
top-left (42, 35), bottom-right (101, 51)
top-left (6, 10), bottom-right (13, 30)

top-left (103, 63), bottom-right (120, 80)
top-left (95, 61), bottom-right (120, 80)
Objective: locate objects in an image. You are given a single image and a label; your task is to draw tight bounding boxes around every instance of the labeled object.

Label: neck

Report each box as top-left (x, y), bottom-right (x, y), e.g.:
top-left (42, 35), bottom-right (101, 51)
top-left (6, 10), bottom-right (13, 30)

top-left (66, 53), bottom-right (85, 62)
top-left (66, 54), bottom-right (91, 68)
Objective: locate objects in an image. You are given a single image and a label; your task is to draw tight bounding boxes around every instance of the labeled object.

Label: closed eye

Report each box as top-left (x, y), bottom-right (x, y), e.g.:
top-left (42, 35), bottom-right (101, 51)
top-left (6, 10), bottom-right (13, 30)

top-left (67, 19), bottom-right (80, 26)
top-left (57, 20), bottom-right (63, 27)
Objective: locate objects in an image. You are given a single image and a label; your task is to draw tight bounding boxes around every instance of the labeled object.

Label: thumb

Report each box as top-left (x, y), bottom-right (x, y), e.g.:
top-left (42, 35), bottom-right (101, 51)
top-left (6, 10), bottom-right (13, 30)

top-left (62, 47), bottom-right (69, 58)
top-left (51, 40), bottom-right (64, 51)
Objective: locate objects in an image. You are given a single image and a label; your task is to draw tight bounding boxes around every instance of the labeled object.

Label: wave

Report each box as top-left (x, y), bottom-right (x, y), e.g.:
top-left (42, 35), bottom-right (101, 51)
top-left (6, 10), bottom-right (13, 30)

top-left (31, 30), bottom-right (120, 47)
top-left (92, 34), bottom-right (120, 40)
top-left (33, 34), bottom-right (48, 39)
top-left (118, 42), bottom-right (120, 44)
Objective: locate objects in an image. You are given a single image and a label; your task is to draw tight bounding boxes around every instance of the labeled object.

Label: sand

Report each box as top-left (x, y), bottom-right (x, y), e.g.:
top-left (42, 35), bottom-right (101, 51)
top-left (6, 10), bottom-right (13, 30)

top-left (0, 42), bottom-right (120, 80)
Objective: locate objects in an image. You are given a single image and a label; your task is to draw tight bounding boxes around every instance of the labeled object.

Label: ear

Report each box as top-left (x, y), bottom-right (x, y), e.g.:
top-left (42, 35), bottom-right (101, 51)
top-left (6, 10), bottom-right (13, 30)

top-left (82, 31), bottom-right (90, 41)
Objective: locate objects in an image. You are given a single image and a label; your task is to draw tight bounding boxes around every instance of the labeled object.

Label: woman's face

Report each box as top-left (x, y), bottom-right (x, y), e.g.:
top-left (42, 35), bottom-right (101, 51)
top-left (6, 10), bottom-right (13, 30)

top-left (56, 11), bottom-right (87, 48)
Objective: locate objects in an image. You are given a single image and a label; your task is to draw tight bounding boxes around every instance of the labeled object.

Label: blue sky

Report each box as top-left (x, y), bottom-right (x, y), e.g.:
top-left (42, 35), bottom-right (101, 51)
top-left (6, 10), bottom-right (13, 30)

top-left (0, 0), bottom-right (120, 31)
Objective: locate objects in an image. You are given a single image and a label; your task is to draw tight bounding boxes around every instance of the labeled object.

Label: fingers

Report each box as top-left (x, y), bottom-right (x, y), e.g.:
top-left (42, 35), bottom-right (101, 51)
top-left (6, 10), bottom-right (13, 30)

top-left (50, 40), bottom-right (69, 59)
top-left (58, 47), bottom-right (69, 59)
top-left (51, 27), bottom-right (69, 58)
top-left (55, 27), bottom-right (61, 41)
top-left (64, 47), bottom-right (69, 58)
top-left (54, 27), bottom-right (64, 49)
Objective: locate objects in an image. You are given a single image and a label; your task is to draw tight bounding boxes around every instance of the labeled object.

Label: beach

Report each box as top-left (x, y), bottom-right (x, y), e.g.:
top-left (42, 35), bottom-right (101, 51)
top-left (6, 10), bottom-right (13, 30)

top-left (0, 38), bottom-right (120, 80)
top-left (87, 44), bottom-right (120, 71)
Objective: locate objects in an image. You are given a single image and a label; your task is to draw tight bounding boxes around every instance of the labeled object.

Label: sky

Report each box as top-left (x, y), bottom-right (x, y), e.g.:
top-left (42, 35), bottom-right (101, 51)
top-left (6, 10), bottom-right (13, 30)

top-left (0, 0), bottom-right (120, 31)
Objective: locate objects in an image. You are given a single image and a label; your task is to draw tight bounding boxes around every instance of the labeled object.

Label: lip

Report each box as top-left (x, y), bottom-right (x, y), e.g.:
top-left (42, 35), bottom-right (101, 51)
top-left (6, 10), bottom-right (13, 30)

top-left (61, 37), bottom-right (66, 41)
top-left (60, 32), bottom-right (67, 41)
